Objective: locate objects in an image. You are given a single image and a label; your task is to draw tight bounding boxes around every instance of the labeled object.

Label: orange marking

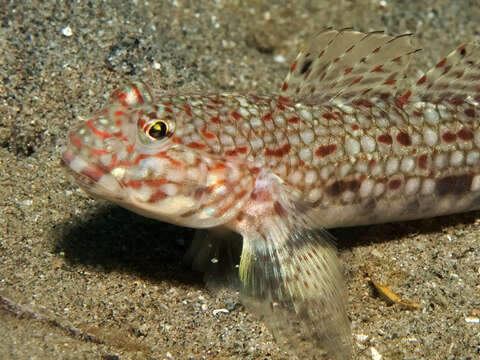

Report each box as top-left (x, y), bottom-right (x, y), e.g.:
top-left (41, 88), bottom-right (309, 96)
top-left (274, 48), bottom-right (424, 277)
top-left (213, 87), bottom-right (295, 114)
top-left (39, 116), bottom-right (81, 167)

top-left (183, 104), bottom-right (192, 117)
top-left (86, 119), bottom-right (111, 139)
top-left (371, 65), bottom-right (383, 72)
top-left (69, 135), bottom-right (83, 149)
top-left (89, 148), bottom-right (109, 156)
top-left (436, 58), bottom-right (447, 68)
top-left (187, 142), bottom-right (206, 149)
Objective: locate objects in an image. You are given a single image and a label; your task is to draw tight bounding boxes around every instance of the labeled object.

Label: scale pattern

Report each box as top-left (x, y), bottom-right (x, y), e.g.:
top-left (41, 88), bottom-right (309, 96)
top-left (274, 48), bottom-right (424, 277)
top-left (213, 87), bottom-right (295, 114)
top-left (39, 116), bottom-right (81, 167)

top-left (62, 30), bottom-right (480, 359)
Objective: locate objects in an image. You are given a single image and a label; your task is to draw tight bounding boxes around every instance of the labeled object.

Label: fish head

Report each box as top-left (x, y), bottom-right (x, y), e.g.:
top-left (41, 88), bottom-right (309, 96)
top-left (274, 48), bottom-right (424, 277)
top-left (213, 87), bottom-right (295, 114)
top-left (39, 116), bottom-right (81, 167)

top-left (62, 83), bottom-right (253, 228)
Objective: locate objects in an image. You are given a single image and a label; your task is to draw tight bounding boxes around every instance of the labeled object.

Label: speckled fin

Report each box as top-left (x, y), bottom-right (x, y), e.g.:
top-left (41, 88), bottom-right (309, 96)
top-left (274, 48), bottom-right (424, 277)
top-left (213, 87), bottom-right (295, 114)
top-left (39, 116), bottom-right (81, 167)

top-left (410, 41), bottom-right (480, 106)
top-left (237, 174), bottom-right (351, 359)
top-left (280, 29), bottom-right (418, 105)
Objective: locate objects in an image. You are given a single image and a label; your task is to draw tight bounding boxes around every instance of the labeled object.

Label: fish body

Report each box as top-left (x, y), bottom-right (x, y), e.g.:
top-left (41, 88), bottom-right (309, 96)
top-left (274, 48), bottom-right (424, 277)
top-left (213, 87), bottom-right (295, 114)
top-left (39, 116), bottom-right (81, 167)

top-left (62, 30), bottom-right (480, 358)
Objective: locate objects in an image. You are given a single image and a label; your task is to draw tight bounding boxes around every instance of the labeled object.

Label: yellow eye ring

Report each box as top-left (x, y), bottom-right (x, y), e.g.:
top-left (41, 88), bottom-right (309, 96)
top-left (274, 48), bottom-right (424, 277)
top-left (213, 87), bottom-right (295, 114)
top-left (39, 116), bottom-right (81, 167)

top-left (146, 120), bottom-right (169, 140)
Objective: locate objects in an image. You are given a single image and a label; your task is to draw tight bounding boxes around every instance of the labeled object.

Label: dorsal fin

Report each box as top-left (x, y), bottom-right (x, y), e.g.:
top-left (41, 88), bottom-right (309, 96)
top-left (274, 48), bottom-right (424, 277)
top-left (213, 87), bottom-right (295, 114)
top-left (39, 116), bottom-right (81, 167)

top-left (280, 29), bottom-right (419, 105)
top-left (410, 41), bottom-right (480, 106)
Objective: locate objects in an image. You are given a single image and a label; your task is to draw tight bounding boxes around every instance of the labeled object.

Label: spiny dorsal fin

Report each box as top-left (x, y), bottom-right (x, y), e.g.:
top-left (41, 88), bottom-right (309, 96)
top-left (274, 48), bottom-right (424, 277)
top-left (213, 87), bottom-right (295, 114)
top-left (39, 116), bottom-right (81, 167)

top-left (281, 29), bottom-right (419, 105)
top-left (411, 41), bottom-right (480, 106)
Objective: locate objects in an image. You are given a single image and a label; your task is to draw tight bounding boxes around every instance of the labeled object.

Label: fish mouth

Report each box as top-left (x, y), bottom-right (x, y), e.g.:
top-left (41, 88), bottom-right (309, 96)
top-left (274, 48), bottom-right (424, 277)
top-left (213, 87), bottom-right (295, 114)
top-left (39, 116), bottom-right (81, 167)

top-left (61, 148), bottom-right (126, 201)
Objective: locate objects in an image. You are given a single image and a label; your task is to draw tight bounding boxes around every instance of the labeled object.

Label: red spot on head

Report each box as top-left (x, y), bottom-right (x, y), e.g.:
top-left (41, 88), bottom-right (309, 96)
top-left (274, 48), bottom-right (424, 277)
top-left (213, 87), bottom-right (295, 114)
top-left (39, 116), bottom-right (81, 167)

top-left (417, 75), bottom-right (427, 85)
top-left (396, 132), bottom-right (412, 146)
top-left (457, 127), bottom-right (474, 141)
top-left (377, 134), bottom-right (393, 145)
top-left (371, 65), bottom-right (383, 72)
top-left (69, 135), bottom-right (83, 149)
top-left (351, 124), bottom-right (359, 130)
top-left (114, 110), bottom-right (125, 117)
top-left (210, 115), bottom-right (221, 124)
top-left (417, 154), bottom-right (428, 169)
top-left (287, 116), bottom-right (300, 124)
top-left (225, 149), bottom-right (237, 156)
top-left (442, 131), bottom-right (457, 143)
top-left (281, 82), bottom-right (288, 91)
top-left (81, 164), bottom-right (106, 182)
top-left (389, 179), bottom-right (402, 190)
top-left (149, 190), bottom-right (167, 203)
top-left (344, 67), bottom-right (353, 75)
top-left (464, 108), bottom-right (475, 118)
top-left (264, 144), bottom-right (291, 157)
top-left (89, 148), bottom-right (109, 157)
top-left (290, 61), bottom-right (297, 72)
top-left (171, 136), bottom-right (183, 144)
top-left (315, 144), bottom-right (337, 157)
top-left (187, 142), bottom-right (206, 149)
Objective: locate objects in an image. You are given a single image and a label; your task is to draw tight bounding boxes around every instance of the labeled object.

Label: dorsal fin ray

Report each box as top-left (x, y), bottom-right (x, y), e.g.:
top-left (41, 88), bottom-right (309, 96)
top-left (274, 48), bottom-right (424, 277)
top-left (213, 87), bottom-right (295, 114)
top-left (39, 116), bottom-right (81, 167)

top-left (281, 29), bottom-right (419, 106)
top-left (410, 41), bottom-right (480, 106)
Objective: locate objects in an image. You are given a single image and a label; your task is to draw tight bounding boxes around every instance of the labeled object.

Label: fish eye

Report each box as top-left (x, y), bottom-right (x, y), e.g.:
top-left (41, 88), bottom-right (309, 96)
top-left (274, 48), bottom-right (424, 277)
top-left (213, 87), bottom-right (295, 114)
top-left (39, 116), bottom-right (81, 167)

top-left (146, 120), bottom-right (169, 140)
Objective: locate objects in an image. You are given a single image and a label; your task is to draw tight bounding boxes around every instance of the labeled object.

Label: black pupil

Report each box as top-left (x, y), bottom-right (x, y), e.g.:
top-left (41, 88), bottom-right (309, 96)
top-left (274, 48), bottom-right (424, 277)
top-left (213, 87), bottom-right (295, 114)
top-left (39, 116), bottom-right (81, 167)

top-left (149, 121), bottom-right (168, 139)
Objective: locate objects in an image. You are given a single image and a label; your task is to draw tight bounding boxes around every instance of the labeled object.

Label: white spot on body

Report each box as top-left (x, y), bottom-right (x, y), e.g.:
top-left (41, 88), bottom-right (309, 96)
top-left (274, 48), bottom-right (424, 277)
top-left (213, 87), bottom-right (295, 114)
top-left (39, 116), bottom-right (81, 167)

top-left (423, 128), bottom-right (438, 146)
top-left (299, 108), bottom-right (312, 122)
top-left (386, 158), bottom-right (399, 175)
top-left (300, 129), bottom-right (315, 144)
top-left (400, 157), bottom-right (415, 173)
top-left (450, 150), bottom-right (464, 167)
top-left (307, 188), bottom-right (322, 202)
top-left (434, 153), bottom-right (448, 169)
top-left (466, 150), bottom-right (480, 165)
top-left (471, 175), bottom-right (480, 191)
top-left (421, 178), bottom-right (435, 195)
top-left (359, 179), bottom-right (374, 198)
top-left (345, 137), bottom-right (360, 155)
top-left (405, 177), bottom-right (420, 195)
top-left (299, 147), bottom-right (312, 162)
top-left (360, 135), bottom-right (376, 152)
top-left (424, 107), bottom-right (439, 125)
top-left (305, 170), bottom-right (318, 185)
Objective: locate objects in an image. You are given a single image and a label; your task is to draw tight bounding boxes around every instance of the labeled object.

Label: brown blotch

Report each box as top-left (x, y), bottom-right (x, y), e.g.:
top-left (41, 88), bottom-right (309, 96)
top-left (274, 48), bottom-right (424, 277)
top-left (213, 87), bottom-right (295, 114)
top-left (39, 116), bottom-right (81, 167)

top-left (231, 111), bottom-right (243, 121)
top-left (288, 116), bottom-right (300, 124)
top-left (378, 134), bottom-right (393, 145)
top-left (352, 99), bottom-right (374, 108)
top-left (389, 179), bottom-right (402, 190)
top-left (322, 112), bottom-right (335, 120)
top-left (264, 144), bottom-right (291, 157)
top-left (327, 180), bottom-right (347, 196)
top-left (210, 115), bottom-right (221, 124)
top-left (351, 124), bottom-right (359, 130)
top-left (436, 58), bottom-right (447, 68)
top-left (273, 201), bottom-right (287, 217)
top-left (464, 108), bottom-right (475, 118)
top-left (417, 75), bottom-right (427, 85)
top-left (417, 154), bottom-right (428, 169)
top-left (396, 132), bottom-right (412, 146)
top-left (442, 131), bottom-right (457, 143)
top-left (435, 175), bottom-right (473, 196)
top-left (315, 144), bottom-right (337, 157)
top-left (458, 127), bottom-right (474, 141)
